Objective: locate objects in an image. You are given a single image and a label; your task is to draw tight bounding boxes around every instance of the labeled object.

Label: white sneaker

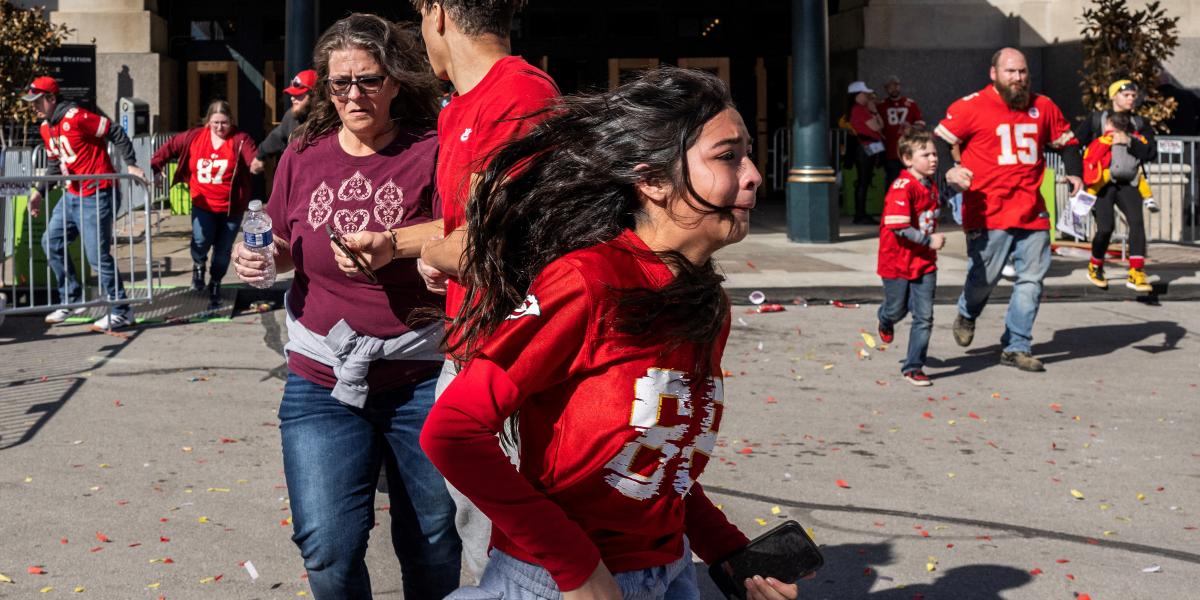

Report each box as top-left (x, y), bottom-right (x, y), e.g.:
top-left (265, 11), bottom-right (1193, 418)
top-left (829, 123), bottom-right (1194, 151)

top-left (90, 312), bottom-right (134, 331)
top-left (1144, 197), bottom-right (1160, 213)
top-left (1001, 262), bottom-right (1017, 279)
top-left (45, 307), bottom-right (87, 324)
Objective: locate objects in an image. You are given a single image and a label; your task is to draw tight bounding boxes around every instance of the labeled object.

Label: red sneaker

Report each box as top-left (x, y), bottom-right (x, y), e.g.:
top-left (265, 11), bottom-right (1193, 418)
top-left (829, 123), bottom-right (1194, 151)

top-left (903, 370), bottom-right (932, 386)
top-left (878, 322), bottom-right (894, 345)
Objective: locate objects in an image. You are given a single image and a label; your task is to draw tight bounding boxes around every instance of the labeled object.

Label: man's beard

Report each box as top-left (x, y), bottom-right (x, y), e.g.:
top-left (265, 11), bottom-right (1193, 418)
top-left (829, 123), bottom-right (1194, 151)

top-left (995, 81), bottom-right (1030, 110)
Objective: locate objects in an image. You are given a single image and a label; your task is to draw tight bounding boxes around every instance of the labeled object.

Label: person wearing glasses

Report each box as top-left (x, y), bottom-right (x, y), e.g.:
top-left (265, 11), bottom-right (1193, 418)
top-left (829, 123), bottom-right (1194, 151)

top-left (151, 100), bottom-right (258, 308)
top-left (230, 13), bottom-right (460, 599)
top-left (250, 69), bottom-right (316, 175)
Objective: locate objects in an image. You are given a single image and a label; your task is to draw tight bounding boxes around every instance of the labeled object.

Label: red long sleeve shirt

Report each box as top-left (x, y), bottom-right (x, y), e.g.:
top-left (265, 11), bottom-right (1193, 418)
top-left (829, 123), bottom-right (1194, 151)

top-left (421, 229), bottom-right (748, 591)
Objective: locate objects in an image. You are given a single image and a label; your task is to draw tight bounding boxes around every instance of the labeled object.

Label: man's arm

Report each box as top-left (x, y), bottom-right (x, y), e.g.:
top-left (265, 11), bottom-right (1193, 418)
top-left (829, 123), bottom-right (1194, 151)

top-left (257, 110), bottom-right (295, 160)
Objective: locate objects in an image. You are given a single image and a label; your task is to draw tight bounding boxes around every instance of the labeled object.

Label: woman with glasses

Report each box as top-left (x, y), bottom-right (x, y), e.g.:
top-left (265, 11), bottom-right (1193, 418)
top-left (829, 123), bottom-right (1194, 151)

top-left (231, 13), bottom-right (460, 599)
top-left (151, 100), bottom-right (257, 308)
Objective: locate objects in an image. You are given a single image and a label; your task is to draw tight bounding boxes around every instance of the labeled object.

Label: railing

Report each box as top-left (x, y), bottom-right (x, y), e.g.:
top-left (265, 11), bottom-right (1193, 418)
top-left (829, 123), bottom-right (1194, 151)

top-left (1, 173), bottom-right (155, 320)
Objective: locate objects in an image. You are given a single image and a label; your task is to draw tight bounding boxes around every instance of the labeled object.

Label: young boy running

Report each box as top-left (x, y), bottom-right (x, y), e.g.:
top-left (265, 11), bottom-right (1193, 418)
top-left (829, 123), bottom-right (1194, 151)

top-left (877, 128), bottom-right (944, 386)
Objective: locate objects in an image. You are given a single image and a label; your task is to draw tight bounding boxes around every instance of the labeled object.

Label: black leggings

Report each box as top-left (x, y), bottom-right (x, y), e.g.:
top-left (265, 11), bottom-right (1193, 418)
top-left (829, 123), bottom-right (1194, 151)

top-left (854, 145), bottom-right (878, 218)
top-left (1091, 182), bottom-right (1146, 260)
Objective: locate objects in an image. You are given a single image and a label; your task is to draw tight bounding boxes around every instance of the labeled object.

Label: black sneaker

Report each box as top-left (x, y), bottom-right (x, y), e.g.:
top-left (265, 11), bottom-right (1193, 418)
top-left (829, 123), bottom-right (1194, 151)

top-left (878, 321), bottom-right (894, 344)
top-left (952, 315), bottom-right (975, 347)
top-left (1000, 351), bottom-right (1045, 372)
top-left (207, 281), bottom-right (223, 309)
top-left (191, 265), bottom-right (206, 293)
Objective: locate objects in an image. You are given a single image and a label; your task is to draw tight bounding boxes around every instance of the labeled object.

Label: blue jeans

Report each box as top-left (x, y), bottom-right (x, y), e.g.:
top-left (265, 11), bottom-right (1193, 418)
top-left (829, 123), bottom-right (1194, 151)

top-left (190, 207), bottom-right (240, 283)
top-left (41, 187), bottom-right (129, 317)
top-left (280, 372), bottom-right (461, 599)
top-left (956, 228), bottom-right (1051, 354)
top-left (448, 538), bottom-right (698, 600)
top-left (879, 271), bottom-right (936, 373)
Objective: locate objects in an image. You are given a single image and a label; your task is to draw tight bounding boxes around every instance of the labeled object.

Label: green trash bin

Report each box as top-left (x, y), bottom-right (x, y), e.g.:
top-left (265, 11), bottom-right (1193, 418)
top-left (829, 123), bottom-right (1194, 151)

top-left (10, 188), bottom-right (92, 290)
top-left (840, 163), bottom-right (887, 218)
top-left (166, 161), bottom-right (192, 216)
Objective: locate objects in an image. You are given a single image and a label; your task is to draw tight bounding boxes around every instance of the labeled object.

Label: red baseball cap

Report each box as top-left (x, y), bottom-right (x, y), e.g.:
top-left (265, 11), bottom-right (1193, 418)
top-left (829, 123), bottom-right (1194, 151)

top-left (22, 76), bottom-right (60, 102)
top-left (283, 69), bottom-right (317, 96)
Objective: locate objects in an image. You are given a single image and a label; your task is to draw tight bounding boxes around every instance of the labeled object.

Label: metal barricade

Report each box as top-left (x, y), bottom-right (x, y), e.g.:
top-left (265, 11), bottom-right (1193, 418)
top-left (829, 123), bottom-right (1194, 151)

top-left (767, 127), bottom-right (849, 194)
top-left (0, 173), bottom-right (155, 321)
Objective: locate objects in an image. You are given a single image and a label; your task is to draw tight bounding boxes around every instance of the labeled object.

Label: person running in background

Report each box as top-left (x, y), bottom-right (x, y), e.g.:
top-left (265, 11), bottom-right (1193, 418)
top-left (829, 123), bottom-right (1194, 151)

top-left (152, 100), bottom-right (258, 307)
top-left (250, 69), bottom-right (316, 175)
top-left (1081, 111), bottom-right (1155, 292)
top-left (421, 67), bottom-right (796, 600)
top-left (25, 75), bottom-right (145, 331)
top-left (877, 127), bottom-right (944, 387)
top-left (877, 75), bottom-right (925, 188)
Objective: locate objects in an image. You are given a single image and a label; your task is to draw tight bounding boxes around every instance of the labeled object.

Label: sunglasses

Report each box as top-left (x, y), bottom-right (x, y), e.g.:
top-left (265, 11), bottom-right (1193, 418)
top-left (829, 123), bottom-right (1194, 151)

top-left (327, 75), bottom-right (387, 97)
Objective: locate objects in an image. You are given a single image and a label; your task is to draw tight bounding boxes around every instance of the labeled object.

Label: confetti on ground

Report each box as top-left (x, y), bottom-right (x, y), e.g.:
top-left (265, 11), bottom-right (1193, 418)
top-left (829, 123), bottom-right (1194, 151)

top-left (1142, 564), bottom-right (1162, 573)
top-left (1071, 489), bottom-right (1085, 500)
top-left (244, 561), bottom-right (260, 580)
top-left (860, 331), bottom-right (876, 348)
top-left (28, 566), bottom-right (45, 575)
top-left (836, 479), bottom-right (851, 489)
top-left (755, 518), bottom-right (768, 526)
top-left (771, 506), bottom-right (782, 515)
top-left (0, 573), bottom-right (11, 583)
top-left (926, 557), bottom-right (938, 572)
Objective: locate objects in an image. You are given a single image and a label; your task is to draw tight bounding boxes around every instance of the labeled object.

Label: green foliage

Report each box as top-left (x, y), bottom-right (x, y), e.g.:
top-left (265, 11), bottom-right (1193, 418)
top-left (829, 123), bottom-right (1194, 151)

top-left (1079, 0), bottom-right (1180, 132)
top-left (0, 0), bottom-right (72, 139)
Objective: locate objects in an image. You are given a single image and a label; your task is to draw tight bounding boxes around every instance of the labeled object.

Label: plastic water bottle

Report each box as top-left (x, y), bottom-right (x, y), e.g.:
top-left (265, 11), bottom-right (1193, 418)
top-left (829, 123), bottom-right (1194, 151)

top-left (242, 200), bottom-right (276, 289)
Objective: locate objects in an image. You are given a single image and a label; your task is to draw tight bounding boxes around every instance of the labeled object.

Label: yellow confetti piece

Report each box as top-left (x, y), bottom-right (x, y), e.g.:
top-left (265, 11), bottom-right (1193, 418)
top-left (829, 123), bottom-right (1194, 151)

top-left (771, 506), bottom-right (782, 515)
top-left (40, 586), bottom-right (54, 593)
top-left (1070, 489), bottom-right (1085, 500)
top-left (806, 527), bottom-right (817, 540)
top-left (888, 427), bottom-right (900, 433)
top-left (716, 504), bottom-right (723, 510)
top-left (198, 516), bottom-right (209, 523)
top-left (823, 364), bottom-right (834, 370)
top-left (1116, 516), bottom-right (1132, 522)
top-left (1083, 442), bottom-right (1090, 448)
top-left (89, 486), bottom-right (101, 491)
top-left (947, 420), bottom-right (956, 425)
top-left (73, 586), bottom-right (85, 593)
top-left (926, 556), bottom-right (938, 572)
top-left (0, 573), bottom-right (12, 583)
top-left (24, 476), bottom-right (33, 483)
top-left (236, 479), bottom-right (249, 484)
top-left (861, 332), bottom-right (876, 348)
top-left (934, 525), bottom-right (948, 530)
top-left (755, 518), bottom-right (768, 526)
top-left (297, 592), bottom-right (309, 596)
top-left (947, 473), bottom-right (956, 478)
top-left (207, 488), bottom-right (231, 493)
top-left (184, 489), bottom-right (193, 494)
top-left (1103, 530), bottom-right (1116, 536)
top-left (98, 464), bottom-right (110, 468)
top-left (1137, 493), bottom-right (1147, 501)
top-left (200, 576), bottom-right (215, 584)
top-left (146, 582), bottom-right (161, 589)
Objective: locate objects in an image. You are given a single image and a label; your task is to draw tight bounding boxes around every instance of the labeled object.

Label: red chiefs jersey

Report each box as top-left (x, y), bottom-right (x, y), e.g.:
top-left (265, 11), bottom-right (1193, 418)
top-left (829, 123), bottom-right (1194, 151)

top-left (186, 131), bottom-right (238, 212)
top-left (878, 170), bottom-right (940, 280)
top-left (421, 229), bottom-right (748, 590)
top-left (437, 56), bottom-right (558, 318)
top-left (39, 106), bottom-right (117, 196)
top-left (935, 84), bottom-right (1076, 231)
top-left (877, 96), bottom-right (924, 160)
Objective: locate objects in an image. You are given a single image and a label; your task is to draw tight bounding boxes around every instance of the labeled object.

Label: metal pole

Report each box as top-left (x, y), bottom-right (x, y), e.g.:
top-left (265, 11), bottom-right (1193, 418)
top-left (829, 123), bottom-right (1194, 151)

top-left (285, 0), bottom-right (318, 82)
top-left (786, 0), bottom-right (838, 243)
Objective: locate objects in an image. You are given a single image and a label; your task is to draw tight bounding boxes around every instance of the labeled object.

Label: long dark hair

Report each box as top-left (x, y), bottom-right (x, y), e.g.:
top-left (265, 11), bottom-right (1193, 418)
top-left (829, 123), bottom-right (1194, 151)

top-left (293, 13), bottom-right (442, 151)
top-left (446, 67), bottom-right (736, 373)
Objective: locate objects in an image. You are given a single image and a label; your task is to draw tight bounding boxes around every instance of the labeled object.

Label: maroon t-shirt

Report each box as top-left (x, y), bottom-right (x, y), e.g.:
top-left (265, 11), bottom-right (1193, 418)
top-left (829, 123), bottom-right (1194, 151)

top-left (268, 128), bottom-right (443, 392)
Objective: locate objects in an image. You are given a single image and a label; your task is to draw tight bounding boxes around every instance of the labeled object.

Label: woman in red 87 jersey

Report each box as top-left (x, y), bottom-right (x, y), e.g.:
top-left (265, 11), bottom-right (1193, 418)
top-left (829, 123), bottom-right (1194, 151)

top-left (151, 100), bottom-right (258, 307)
top-left (420, 69), bottom-right (797, 600)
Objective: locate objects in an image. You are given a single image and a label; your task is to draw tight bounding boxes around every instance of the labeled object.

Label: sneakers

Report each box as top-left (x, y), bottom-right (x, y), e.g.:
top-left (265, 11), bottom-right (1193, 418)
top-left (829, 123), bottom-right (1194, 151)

top-left (207, 281), bottom-right (223, 309)
top-left (903, 370), bottom-right (932, 386)
top-left (1086, 262), bottom-right (1108, 289)
top-left (1000, 351), bottom-right (1045, 372)
top-left (191, 265), bottom-right (206, 293)
top-left (952, 315), bottom-right (975, 347)
top-left (878, 321), bottom-right (895, 345)
top-left (1126, 268), bottom-right (1153, 293)
top-left (44, 307), bottom-right (87, 324)
top-left (1001, 262), bottom-right (1017, 279)
top-left (90, 312), bottom-right (134, 332)
top-left (1144, 197), bottom-right (1160, 213)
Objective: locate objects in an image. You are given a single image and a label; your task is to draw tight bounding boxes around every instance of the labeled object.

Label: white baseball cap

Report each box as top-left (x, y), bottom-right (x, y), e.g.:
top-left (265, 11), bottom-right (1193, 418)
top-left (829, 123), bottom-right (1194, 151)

top-left (847, 81), bottom-right (873, 94)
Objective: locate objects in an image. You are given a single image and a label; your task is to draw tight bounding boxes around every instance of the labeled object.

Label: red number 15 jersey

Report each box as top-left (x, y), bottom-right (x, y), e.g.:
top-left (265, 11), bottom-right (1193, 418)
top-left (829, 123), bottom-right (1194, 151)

top-left (935, 84), bottom-right (1076, 231)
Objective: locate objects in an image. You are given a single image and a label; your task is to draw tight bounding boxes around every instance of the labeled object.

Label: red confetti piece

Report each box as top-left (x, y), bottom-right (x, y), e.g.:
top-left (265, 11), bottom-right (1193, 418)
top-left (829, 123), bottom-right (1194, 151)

top-left (220, 438), bottom-right (238, 444)
top-left (1049, 403), bottom-right (1063, 413)
top-left (976, 535), bottom-right (992, 541)
top-left (214, 574), bottom-right (224, 582)
top-left (163, 558), bottom-right (174, 564)
top-left (922, 412), bottom-right (933, 419)
top-left (920, 530), bottom-right (930, 538)
top-left (127, 543), bottom-right (141, 548)
top-left (1030, 568), bottom-right (1043, 575)
top-left (116, 500), bottom-right (129, 506)
top-left (160, 518), bottom-right (169, 523)
top-left (113, 400), bottom-right (123, 407)
top-left (89, 546), bottom-right (103, 553)
top-left (765, 396), bottom-right (778, 404)
top-left (863, 567), bottom-right (873, 576)
top-left (28, 566), bottom-right (45, 574)
top-left (1086, 538), bottom-right (1100, 545)
top-left (756, 304), bottom-right (785, 313)
top-left (968, 412), bottom-right (981, 420)
top-left (1078, 594), bottom-right (1091, 600)
top-left (1066, 574), bottom-right (1075, 580)
top-left (60, 538), bottom-right (68, 544)
top-left (738, 447), bottom-right (754, 454)
top-left (746, 260), bottom-right (757, 270)
top-left (160, 537), bottom-right (170, 543)
top-left (946, 544), bottom-right (955, 548)
top-left (1056, 559), bottom-right (1070, 564)
top-left (95, 532), bottom-right (110, 543)
top-left (836, 479), bottom-right (851, 489)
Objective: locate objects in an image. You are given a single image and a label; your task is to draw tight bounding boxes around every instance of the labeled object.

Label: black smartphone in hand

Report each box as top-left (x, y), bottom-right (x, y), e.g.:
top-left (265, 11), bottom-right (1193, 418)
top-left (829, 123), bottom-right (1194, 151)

top-left (709, 520), bottom-right (824, 600)
top-left (325, 224), bottom-right (378, 284)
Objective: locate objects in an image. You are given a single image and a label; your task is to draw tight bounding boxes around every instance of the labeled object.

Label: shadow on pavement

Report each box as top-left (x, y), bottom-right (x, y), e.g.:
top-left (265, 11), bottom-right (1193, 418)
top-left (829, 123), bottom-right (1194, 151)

top-left (930, 320), bottom-right (1186, 379)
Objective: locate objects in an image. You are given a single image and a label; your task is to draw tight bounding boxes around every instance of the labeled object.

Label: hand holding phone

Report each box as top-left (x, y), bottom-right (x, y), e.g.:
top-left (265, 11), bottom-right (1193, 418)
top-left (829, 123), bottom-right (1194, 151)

top-left (326, 224), bottom-right (378, 284)
top-left (709, 521), bottom-right (823, 600)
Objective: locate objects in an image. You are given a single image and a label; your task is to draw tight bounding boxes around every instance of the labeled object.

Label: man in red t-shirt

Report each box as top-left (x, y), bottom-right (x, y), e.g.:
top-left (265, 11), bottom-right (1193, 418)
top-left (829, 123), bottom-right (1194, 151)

top-left (406, 0), bottom-right (558, 579)
top-left (25, 76), bottom-right (146, 331)
top-left (935, 48), bottom-right (1083, 372)
top-left (877, 76), bottom-right (925, 187)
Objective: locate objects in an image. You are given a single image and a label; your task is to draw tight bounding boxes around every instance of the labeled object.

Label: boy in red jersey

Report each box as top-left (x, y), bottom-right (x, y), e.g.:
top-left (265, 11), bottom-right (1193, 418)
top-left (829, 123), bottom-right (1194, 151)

top-left (25, 76), bottom-right (146, 331)
top-left (936, 48), bottom-right (1083, 372)
top-left (877, 76), bottom-right (926, 188)
top-left (877, 128), bottom-right (944, 386)
top-left (422, 69), bottom-right (797, 600)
